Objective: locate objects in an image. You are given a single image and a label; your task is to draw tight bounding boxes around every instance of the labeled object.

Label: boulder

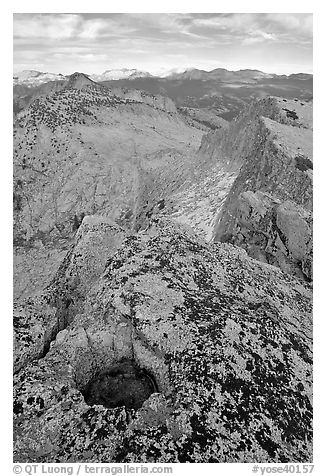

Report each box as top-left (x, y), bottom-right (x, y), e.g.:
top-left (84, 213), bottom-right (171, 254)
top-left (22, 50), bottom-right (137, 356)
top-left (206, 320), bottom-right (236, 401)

top-left (221, 191), bottom-right (312, 280)
top-left (14, 216), bottom-right (126, 372)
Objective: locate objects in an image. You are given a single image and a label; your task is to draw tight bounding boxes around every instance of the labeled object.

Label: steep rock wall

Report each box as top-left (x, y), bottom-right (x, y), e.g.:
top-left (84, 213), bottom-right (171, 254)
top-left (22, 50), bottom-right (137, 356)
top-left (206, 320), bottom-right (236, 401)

top-left (209, 97), bottom-right (312, 279)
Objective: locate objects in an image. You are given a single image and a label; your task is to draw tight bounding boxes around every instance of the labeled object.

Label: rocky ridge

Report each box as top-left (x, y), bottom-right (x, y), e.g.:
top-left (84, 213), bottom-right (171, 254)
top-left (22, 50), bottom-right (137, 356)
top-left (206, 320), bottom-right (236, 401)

top-left (13, 73), bottom-right (177, 117)
top-left (213, 97), bottom-right (313, 280)
top-left (162, 97), bottom-right (312, 280)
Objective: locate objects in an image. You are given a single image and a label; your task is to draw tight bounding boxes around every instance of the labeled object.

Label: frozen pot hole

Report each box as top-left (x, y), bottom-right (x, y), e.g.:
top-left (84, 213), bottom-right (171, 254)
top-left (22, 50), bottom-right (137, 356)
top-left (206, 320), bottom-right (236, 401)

top-left (81, 359), bottom-right (159, 410)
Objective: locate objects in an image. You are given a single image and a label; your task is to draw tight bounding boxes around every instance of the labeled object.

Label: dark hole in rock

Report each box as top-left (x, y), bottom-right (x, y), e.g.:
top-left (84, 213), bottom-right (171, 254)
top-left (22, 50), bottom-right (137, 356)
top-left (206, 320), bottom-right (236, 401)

top-left (282, 108), bottom-right (299, 120)
top-left (295, 155), bottom-right (313, 172)
top-left (81, 360), bottom-right (158, 410)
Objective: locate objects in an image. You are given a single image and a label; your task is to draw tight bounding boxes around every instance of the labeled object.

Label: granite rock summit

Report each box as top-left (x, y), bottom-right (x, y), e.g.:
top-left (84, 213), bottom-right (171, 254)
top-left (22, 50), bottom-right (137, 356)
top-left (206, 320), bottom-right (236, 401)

top-left (14, 217), bottom-right (312, 463)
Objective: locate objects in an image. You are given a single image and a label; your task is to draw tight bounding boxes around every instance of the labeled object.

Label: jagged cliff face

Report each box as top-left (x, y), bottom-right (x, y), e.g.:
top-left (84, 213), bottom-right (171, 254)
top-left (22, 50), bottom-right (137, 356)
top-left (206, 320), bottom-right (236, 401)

top-left (212, 97), bottom-right (312, 279)
top-left (14, 218), bottom-right (312, 463)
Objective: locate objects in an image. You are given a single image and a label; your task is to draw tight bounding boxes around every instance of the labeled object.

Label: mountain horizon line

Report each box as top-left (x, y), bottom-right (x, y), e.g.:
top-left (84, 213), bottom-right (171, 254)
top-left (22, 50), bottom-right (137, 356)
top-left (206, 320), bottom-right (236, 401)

top-left (13, 67), bottom-right (313, 78)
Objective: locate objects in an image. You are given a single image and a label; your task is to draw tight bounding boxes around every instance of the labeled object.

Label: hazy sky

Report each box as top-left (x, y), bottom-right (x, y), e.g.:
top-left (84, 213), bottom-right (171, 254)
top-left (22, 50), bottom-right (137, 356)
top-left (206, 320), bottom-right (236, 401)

top-left (13, 13), bottom-right (313, 75)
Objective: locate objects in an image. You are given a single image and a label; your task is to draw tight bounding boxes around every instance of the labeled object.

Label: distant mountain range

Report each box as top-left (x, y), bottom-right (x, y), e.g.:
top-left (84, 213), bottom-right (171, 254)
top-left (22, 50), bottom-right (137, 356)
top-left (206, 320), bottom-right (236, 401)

top-left (13, 70), bottom-right (66, 86)
top-left (164, 68), bottom-right (312, 82)
top-left (13, 69), bottom-right (313, 122)
top-left (13, 67), bottom-right (313, 87)
top-left (13, 69), bottom-right (153, 86)
top-left (163, 67), bottom-right (274, 81)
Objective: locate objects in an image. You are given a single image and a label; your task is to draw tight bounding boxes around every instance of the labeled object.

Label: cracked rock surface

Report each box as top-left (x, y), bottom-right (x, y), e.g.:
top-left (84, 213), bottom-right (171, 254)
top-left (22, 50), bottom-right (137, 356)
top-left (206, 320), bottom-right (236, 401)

top-left (14, 218), bottom-right (312, 463)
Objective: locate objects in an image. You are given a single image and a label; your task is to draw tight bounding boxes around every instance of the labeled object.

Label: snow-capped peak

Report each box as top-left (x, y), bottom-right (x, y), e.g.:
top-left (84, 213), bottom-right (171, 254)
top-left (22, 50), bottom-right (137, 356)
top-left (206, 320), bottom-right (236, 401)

top-left (90, 69), bottom-right (152, 82)
top-left (13, 70), bottom-right (66, 86)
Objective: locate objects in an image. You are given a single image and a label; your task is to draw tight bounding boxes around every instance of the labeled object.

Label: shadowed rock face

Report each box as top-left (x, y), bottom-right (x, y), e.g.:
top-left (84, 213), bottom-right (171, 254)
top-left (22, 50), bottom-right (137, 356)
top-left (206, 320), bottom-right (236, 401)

top-left (13, 218), bottom-right (312, 463)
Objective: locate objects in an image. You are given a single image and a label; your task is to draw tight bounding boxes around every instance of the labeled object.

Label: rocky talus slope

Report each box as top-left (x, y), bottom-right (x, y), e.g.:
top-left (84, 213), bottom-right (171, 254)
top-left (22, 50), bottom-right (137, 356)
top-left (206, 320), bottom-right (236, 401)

top-left (14, 217), bottom-right (312, 463)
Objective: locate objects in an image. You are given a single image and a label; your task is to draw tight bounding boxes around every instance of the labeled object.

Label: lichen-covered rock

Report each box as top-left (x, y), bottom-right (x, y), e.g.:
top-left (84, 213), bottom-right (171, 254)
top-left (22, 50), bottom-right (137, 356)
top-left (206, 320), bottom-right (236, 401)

top-left (47, 215), bottom-right (126, 302)
top-left (14, 216), bottom-right (126, 372)
top-left (14, 218), bottom-right (312, 463)
top-left (13, 296), bottom-right (57, 373)
top-left (223, 191), bottom-right (312, 280)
